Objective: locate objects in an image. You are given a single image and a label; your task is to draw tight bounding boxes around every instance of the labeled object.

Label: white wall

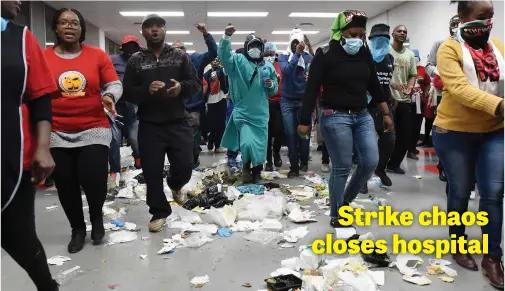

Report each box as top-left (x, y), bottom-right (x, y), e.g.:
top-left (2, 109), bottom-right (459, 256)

top-left (85, 21), bottom-right (106, 51)
top-left (368, 1), bottom-right (504, 64)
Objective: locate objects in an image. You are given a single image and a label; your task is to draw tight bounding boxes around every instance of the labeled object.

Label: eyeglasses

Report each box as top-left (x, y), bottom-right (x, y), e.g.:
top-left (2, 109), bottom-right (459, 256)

top-left (57, 20), bottom-right (80, 28)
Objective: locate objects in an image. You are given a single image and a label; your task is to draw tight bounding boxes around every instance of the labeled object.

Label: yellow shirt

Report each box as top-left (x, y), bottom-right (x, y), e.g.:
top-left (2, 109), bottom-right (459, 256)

top-left (434, 36), bottom-right (504, 133)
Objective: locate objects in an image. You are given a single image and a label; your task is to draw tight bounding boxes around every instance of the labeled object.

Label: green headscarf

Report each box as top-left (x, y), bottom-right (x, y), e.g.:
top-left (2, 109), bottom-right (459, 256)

top-left (330, 10), bottom-right (368, 41)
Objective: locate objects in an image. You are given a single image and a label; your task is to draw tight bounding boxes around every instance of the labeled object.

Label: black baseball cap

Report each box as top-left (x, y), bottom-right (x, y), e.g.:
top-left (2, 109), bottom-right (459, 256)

top-left (142, 14), bottom-right (166, 28)
top-left (369, 24), bottom-right (390, 40)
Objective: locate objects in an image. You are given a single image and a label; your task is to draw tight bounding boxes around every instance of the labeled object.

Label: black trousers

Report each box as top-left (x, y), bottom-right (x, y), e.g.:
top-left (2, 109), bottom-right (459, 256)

top-left (2, 172), bottom-right (57, 291)
top-left (423, 118), bottom-right (435, 144)
top-left (267, 102), bottom-right (284, 164)
top-left (138, 120), bottom-right (193, 219)
top-left (321, 142), bottom-right (330, 164)
top-left (410, 104), bottom-right (424, 152)
top-left (388, 103), bottom-right (412, 169)
top-left (51, 145), bottom-right (109, 231)
top-left (369, 107), bottom-right (396, 172)
top-left (206, 99), bottom-right (227, 149)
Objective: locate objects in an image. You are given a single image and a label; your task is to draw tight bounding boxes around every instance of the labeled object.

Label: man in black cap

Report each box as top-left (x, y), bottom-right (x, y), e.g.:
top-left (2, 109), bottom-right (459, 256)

top-left (122, 14), bottom-right (201, 233)
top-left (360, 23), bottom-right (396, 194)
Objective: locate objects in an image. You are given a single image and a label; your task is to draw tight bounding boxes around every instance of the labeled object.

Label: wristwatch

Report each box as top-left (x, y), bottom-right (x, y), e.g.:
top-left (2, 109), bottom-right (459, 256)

top-left (102, 93), bottom-right (115, 103)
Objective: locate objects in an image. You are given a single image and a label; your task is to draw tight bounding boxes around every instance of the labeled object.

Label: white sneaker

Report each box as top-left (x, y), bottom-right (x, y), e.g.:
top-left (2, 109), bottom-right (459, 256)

top-left (321, 163), bottom-right (331, 173)
top-left (470, 191), bottom-right (476, 200)
top-left (107, 174), bottom-right (118, 191)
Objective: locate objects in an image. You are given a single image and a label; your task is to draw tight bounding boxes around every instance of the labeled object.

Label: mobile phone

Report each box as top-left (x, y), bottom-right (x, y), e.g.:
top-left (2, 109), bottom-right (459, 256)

top-left (406, 260), bottom-right (419, 268)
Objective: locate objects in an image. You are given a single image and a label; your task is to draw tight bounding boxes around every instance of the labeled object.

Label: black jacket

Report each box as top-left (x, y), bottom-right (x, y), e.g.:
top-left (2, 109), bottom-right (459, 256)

top-left (122, 44), bottom-right (201, 124)
top-left (300, 40), bottom-right (386, 126)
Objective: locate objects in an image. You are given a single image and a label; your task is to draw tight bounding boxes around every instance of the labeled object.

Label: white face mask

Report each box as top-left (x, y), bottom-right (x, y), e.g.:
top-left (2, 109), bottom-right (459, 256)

top-left (248, 48), bottom-right (261, 59)
top-left (264, 56), bottom-right (275, 64)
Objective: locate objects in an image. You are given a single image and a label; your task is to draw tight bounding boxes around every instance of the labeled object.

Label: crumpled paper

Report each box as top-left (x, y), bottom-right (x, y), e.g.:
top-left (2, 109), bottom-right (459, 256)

top-left (288, 208), bottom-right (317, 223)
top-left (283, 226), bottom-right (309, 243)
top-left (47, 256), bottom-right (71, 266)
top-left (108, 231), bottom-right (138, 245)
top-left (190, 275), bottom-right (210, 288)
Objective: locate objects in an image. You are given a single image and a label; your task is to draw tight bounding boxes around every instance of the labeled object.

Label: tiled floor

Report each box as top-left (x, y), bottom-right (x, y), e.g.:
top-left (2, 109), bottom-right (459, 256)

top-left (1, 147), bottom-right (494, 291)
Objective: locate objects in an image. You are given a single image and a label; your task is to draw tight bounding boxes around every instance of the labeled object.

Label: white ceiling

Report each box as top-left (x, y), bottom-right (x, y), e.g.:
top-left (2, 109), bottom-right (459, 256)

top-left (44, 1), bottom-right (402, 52)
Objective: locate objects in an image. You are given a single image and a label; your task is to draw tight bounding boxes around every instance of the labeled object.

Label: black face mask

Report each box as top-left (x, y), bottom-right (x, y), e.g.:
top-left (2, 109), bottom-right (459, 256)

top-left (459, 19), bottom-right (493, 48)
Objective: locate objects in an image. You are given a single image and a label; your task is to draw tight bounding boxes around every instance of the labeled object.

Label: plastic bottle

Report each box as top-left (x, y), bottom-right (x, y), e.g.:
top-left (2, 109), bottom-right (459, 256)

top-left (369, 195), bottom-right (387, 206)
top-left (261, 67), bottom-right (270, 87)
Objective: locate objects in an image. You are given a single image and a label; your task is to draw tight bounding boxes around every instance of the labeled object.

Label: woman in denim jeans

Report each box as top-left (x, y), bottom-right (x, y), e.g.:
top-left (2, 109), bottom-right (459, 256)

top-left (298, 10), bottom-right (393, 228)
top-left (433, 1), bottom-right (504, 288)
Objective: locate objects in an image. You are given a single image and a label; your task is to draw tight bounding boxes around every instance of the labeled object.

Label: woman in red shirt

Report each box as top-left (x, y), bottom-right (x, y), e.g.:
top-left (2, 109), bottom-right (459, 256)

top-left (44, 8), bottom-right (122, 254)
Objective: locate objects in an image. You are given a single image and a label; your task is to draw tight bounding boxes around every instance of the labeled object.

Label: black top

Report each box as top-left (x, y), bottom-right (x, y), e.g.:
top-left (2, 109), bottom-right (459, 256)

top-left (367, 53), bottom-right (394, 109)
top-left (300, 40), bottom-right (386, 126)
top-left (122, 44), bottom-right (201, 124)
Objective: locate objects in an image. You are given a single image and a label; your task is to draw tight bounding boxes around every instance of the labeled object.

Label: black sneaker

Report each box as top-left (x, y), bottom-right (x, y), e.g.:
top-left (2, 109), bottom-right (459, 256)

top-left (407, 152), bottom-right (419, 160)
top-left (387, 167), bottom-right (406, 175)
top-left (300, 164), bottom-right (308, 172)
top-left (375, 170), bottom-right (392, 187)
top-left (68, 229), bottom-right (86, 253)
top-left (273, 153), bottom-right (282, 168)
top-left (287, 170), bottom-right (299, 178)
top-left (207, 142), bottom-right (214, 151)
top-left (264, 163), bottom-right (274, 172)
top-left (242, 168), bottom-right (254, 184)
top-left (439, 169), bottom-right (447, 182)
top-left (360, 183), bottom-right (368, 194)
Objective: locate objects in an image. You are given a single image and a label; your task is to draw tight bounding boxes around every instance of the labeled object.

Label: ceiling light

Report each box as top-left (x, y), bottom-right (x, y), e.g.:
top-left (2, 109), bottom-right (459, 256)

top-left (231, 42), bottom-right (244, 45)
top-left (209, 31), bottom-right (255, 35)
top-left (208, 12), bottom-right (268, 17)
top-left (186, 50), bottom-right (196, 54)
top-left (167, 42), bottom-right (193, 45)
top-left (271, 42), bottom-right (290, 45)
top-left (120, 11), bottom-right (184, 17)
top-left (272, 31), bottom-right (319, 35)
top-left (45, 42), bottom-right (54, 46)
top-left (289, 12), bottom-right (338, 18)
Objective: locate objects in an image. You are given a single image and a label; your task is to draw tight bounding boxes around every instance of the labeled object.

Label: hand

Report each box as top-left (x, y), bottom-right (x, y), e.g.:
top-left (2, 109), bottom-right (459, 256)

top-left (297, 125), bottom-right (310, 138)
top-left (167, 79), bottom-right (182, 97)
top-left (383, 115), bottom-right (394, 133)
top-left (265, 79), bottom-right (273, 88)
top-left (296, 42), bottom-right (305, 54)
top-left (149, 81), bottom-right (166, 95)
top-left (196, 23), bottom-right (207, 35)
top-left (390, 83), bottom-right (405, 92)
top-left (225, 24), bottom-right (236, 36)
top-left (403, 86), bottom-right (414, 95)
top-left (102, 95), bottom-right (117, 117)
top-left (31, 148), bottom-right (55, 185)
top-left (303, 35), bottom-right (311, 46)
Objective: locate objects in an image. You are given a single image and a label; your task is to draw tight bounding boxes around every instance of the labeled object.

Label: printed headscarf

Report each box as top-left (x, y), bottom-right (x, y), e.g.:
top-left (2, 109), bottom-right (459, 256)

top-left (330, 10), bottom-right (368, 41)
top-left (264, 42), bottom-right (277, 52)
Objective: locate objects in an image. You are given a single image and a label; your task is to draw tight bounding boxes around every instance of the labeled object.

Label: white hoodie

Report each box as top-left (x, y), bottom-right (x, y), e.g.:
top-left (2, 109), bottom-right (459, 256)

top-left (284, 28), bottom-right (308, 69)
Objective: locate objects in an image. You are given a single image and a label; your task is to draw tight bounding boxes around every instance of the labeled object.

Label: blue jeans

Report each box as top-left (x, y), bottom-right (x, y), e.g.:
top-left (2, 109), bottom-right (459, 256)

top-left (320, 109), bottom-right (378, 218)
top-left (433, 127), bottom-right (503, 257)
top-left (280, 99), bottom-right (311, 171)
top-left (108, 102), bottom-right (139, 173)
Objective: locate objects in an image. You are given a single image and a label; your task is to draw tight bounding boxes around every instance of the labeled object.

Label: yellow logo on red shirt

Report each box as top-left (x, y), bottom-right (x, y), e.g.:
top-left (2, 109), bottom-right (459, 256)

top-left (58, 71), bottom-right (86, 97)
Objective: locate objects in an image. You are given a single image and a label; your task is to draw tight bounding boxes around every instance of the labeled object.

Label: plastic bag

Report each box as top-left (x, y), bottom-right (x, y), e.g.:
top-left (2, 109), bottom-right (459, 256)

top-left (182, 185), bottom-right (233, 210)
top-left (207, 205), bottom-right (236, 227)
top-left (299, 248), bottom-right (321, 270)
top-left (226, 186), bottom-right (241, 200)
top-left (184, 233), bottom-right (213, 248)
top-left (172, 207), bottom-right (203, 224)
top-left (233, 195), bottom-right (286, 221)
top-left (108, 231), bottom-right (138, 245)
top-left (120, 155), bottom-right (134, 168)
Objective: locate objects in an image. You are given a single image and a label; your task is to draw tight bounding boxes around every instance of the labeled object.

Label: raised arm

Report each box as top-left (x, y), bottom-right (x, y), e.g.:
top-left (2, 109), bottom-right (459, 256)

top-left (218, 24), bottom-right (238, 74)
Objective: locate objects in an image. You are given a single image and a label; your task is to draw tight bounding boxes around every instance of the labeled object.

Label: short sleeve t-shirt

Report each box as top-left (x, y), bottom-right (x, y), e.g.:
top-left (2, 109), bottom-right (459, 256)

top-left (389, 46), bottom-right (417, 102)
top-left (22, 29), bottom-right (58, 170)
top-left (43, 44), bottom-right (119, 132)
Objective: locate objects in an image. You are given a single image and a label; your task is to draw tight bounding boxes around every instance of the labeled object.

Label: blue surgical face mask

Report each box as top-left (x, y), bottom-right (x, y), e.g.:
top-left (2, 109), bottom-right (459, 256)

top-left (248, 48), bottom-right (261, 59)
top-left (342, 37), bottom-right (363, 55)
top-left (369, 36), bottom-right (391, 63)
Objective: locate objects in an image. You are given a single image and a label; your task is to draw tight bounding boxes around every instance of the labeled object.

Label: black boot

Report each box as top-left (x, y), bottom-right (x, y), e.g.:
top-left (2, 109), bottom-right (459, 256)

top-left (273, 152), bottom-right (282, 168)
top-left (68, 229), bottom-right (86, 253)
top-left (252, 166), bottom-right (262, 184)
top-left (242, 163), bottom-right (253, 184)
top-left (264, 163), bottom-right (274, 172)
top-left (91, 216), bottom-right (105, 245)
